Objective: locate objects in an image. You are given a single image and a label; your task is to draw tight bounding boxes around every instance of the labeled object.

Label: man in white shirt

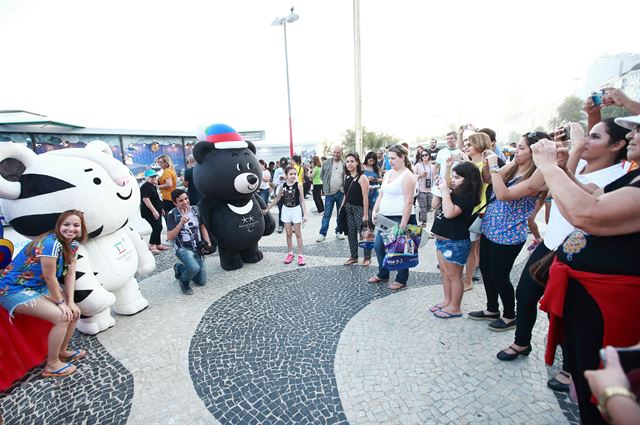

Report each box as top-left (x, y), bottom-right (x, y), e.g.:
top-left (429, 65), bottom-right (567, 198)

top-left (432, 131), bottom-right (461, 198)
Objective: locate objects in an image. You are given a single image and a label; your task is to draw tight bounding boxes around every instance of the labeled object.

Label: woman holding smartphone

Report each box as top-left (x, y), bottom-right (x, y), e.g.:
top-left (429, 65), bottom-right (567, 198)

top-left (532, 115), bottom-right (640, 425)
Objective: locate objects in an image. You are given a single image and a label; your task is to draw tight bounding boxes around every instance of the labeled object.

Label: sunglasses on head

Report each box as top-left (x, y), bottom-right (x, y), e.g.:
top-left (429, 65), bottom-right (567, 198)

top-left (527, 131), bottom-right (540, 143)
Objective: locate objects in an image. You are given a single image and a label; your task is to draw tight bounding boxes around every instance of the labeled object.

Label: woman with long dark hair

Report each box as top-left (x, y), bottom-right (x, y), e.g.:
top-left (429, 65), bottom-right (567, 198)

top-left (0, 210), bottom-right (87, 377)
top-left (530, 115), bottom-right (640, 425)
top-left (468, 131), bottom-right (545, 331)
top-left (340, 153), bottom-right (371, 266)
top-left (430, 161), bottom-right (482, 319)
top-left (497, 120), bottom-right (629, 379)
top-left (363, 151), bottom-right (381, 217)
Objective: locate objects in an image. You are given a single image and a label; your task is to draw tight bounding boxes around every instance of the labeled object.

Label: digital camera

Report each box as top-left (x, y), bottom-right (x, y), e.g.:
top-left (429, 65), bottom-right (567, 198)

top-left (196, 240), bottom-right (214, 255)
top-left (591, 90), bottom-right (605, 106)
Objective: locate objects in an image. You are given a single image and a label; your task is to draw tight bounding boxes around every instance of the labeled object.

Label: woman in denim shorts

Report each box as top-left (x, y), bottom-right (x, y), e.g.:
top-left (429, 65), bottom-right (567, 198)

top-left (0, 210), bottom-right (87, 378)
top-left (430, 162), bottom-right (482, 319)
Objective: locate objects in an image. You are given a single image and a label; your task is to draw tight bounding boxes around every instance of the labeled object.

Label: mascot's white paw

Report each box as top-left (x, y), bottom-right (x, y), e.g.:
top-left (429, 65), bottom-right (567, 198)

top-left (112, 293), bottom-right (149, 316)
top-left (77, 309), bottom-right (116, 335)
top-left (136, 261), bottom-right (156, 277)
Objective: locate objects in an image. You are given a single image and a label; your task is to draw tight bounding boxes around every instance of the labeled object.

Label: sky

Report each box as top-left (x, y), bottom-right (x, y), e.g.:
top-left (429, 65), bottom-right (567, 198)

top-left (1, 0), bottom-right (639, 146)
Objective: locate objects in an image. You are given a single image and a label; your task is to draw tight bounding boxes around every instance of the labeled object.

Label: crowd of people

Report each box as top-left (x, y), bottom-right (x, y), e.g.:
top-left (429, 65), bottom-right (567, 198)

top-left (1, 88), bottom-right (639, 424)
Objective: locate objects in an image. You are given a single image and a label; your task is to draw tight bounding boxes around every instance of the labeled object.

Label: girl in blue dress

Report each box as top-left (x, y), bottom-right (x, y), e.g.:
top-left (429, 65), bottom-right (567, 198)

top-left (0, 210), bottom-right (87, 377)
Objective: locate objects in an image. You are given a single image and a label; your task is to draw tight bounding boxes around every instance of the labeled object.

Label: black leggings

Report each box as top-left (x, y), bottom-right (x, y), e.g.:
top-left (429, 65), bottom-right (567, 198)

top-left (514, 243), bottom-right (551, 345)
top-left (142, 213), bottom-right (163, 245)
top-left (479, 235), bottom-right (524, 319)
top-left (513, 243), bottom-right (570, 372)
top-left (162, 200), bottom-right (174, 217)
top-left (312, 184), bottom-right (324, 213)
top-left (564, 279), bottom-right (607, 425)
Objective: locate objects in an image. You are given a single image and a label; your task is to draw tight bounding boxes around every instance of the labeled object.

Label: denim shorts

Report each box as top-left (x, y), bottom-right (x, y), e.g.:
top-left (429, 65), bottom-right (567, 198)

top-left (435, 238), bottom-right (471, 266)
top-left (0, 286), bottom-right (49, 318)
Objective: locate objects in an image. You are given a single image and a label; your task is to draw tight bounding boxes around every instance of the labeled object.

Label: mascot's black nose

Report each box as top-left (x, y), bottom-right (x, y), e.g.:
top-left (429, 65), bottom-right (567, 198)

top-left (247, 174), bottom-right (258, 184)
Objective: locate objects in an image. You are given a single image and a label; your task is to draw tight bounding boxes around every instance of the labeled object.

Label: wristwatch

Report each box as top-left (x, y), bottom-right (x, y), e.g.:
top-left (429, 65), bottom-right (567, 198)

top-left (489, 165), bottom-right (500, 173)
top-left (597, 386), bottom-right (636, 422)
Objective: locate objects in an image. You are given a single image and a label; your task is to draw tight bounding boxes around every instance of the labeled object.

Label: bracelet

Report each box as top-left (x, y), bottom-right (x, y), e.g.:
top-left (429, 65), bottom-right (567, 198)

top-left (597, 386), bottom-right (637, 423)
top-left (489, 165), bottom-right (500, 173)
top-left (55, 299), bottom-right (65, 306)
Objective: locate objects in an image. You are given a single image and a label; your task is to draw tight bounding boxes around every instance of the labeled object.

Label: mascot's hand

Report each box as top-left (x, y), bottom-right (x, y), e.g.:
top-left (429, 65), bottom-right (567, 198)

top-left (263, 209), bottom-right (276, 236)
top-left (137, 256), bottom-right (156, 276)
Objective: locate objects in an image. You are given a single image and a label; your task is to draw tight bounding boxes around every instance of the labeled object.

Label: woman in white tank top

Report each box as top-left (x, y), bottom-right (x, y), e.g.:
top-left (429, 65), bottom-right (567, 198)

top-left (369, 145), bottom-right (418, 290)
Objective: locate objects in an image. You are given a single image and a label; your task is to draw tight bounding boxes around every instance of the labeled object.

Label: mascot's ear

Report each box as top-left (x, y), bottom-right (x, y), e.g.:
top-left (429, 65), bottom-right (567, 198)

top-left (246, 141), bottom-right (256, 155)
top-left (86, 140), bottom-right (114, 157)
top-left (0, 143), bottom-right (37, 200)
top-left (193, 141), bottom-right (215, 164)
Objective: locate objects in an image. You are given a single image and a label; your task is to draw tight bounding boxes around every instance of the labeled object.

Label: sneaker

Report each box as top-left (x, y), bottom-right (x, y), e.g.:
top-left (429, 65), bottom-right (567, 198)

top-left (179, 281), bottom-right (193, 295)
top-left (277, 226), bottom-right (284, 234)
top-left (468, 310), bottom-right (500, 321)
top-left (297, 255), bottom-right (305, 266)
top-left (488, 318), bottom-right (516, 332)
top-left (316, 234), bottom-right (326, 243)
top-left (336, 233), bottom-right (345, 240)
top-left (284, 252), bottom-right (295, 264)
top-left (527, 239), bottom-right (541, 252)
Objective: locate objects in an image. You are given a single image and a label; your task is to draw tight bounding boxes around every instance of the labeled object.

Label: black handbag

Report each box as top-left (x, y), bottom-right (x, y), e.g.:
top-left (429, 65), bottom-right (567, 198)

top-left (338, 174), bottom-right (361, 232)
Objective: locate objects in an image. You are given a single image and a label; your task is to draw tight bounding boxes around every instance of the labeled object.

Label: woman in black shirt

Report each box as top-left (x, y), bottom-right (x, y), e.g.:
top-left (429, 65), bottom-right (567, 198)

top-left (430, 161), bottom-right (482, 319)
top-left (340, 153), bottom-right (371, 266)
top-left (531, 116), bottom-right (640, 425)
top-left (140, 169), bottom-right (165, 254)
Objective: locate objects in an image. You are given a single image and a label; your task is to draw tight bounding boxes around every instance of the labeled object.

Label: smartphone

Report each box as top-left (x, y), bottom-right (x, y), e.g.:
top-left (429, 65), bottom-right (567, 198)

top-left (600, 347), bottom-right (640, 372)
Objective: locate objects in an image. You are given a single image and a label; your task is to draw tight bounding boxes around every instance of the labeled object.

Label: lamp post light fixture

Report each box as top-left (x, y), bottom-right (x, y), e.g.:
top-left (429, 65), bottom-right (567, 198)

top-left (271, 7), bottom-right (299, 158)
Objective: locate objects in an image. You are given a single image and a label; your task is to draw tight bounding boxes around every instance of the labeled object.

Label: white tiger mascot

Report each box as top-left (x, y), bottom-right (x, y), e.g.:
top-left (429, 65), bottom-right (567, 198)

top-left (0, 140), bottom-right (155, 335)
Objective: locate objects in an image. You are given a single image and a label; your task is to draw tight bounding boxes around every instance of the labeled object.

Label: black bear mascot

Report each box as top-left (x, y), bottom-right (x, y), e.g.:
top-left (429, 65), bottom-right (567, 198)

top-left (193, 123), bottom-right (276, 271)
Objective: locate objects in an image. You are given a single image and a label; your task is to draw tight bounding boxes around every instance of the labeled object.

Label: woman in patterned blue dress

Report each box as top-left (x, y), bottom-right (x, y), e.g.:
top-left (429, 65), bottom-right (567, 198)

top-left (0, 210), bottom-right (87, 377)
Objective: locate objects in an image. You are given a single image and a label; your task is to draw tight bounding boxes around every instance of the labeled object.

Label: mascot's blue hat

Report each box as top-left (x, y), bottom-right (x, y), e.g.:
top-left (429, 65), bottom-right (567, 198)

top-left (198, 123), bottom-right (247, 150)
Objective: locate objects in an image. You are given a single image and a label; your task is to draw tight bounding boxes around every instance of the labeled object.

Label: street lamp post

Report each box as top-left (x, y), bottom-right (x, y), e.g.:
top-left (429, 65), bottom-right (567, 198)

top-left (272, 7), bottom-right (299, 158)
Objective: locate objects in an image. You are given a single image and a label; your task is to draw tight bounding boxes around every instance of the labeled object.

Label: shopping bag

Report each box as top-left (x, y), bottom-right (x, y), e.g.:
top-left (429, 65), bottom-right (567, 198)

top-left (358, 220), bottom-right (375, 250)
top-left (378, 218), bottom-right (422, 271)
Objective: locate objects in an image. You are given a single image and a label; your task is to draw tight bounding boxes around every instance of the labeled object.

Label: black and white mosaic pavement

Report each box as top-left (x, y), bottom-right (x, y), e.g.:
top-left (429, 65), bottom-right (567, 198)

top-left (189, 266), bottom-right (440, 424)
top-left (261, 239), bottom-right (355, 258)
top-left (0, 332), bottom-right (133, 425)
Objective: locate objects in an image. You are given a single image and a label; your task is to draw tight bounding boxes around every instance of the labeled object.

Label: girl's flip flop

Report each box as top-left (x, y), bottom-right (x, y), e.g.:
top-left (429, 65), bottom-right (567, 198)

top-left (42, 363), bottom-right (77, 378)
top-left (63, 348), bottom-right (87, 362)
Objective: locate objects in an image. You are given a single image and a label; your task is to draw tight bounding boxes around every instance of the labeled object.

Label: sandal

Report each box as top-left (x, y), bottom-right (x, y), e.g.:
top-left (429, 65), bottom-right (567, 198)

top-left (344, 257), bottom-right (358, 266)
top-left (429, 303), bottom-right (444, 313)
top-left (361, 259), bottom-right (371, 267)
top-left (547, 371), bottom-right (571, 392)
top-left (42, 363), bottom-right (77, 378)
top-left (497, 345), bottom-right (532, 361)
top-left (61, 348), bottom-right (87, 362)
top-left (387, 282), bottom-right (406, 291)
top-left (367, 276), bottom-right (388, 284)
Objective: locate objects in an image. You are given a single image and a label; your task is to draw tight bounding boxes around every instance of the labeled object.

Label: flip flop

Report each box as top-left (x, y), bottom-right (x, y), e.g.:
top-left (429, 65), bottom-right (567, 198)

top-left (429, 304), bottom-right (443, 313)
top-left (62, 348), bottom-right (87, 362)
top-left (367, 276), bottom-right (388, 284)
top-left (387, 282), bottom-right (406, 291)
top-left (433, 310), bottom-right (463, 319)
top-left (42, 363), bottom-right (76, 378)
